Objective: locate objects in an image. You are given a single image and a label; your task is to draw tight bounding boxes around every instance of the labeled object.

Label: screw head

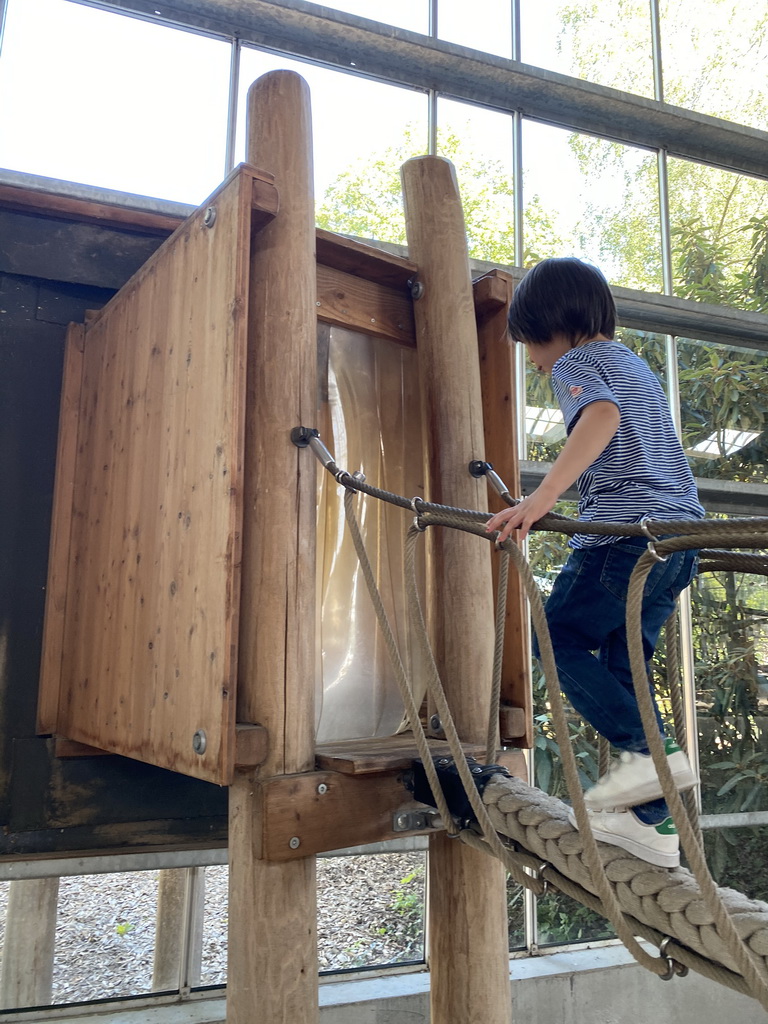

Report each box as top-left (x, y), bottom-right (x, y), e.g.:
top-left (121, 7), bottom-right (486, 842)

top-left (192, 730), bottom-right (207, 754)
top-left (203, 206), bottom-right (217, 227)
top-left (429, 714), bottom-right (442, 732)
top-left (316, 783), bottom-right (328, 795)
top-left (289, 836), bottom-right (301, 850)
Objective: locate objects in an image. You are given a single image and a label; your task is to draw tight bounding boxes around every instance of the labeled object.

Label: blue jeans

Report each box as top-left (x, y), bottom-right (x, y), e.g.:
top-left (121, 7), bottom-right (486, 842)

top-left (533, 537), bottom-right (698, 820)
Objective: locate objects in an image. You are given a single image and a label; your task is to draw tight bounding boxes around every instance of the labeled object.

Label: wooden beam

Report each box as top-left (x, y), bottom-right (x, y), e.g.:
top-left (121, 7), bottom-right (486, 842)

top-left (316, 263), bottom-right (415, 344)
top-left (316, 228), bottom-right (417, 288)
top-left (474, 269), bottom-right (533, 749)
top-left (402, 156), bottom-right (510, 1024)
top-left (228, 70), bottom-right (318, 1024)
top-left (261, 771), bottom-right (435, 861)
top-left (37, 323), bottom-right (84, 736)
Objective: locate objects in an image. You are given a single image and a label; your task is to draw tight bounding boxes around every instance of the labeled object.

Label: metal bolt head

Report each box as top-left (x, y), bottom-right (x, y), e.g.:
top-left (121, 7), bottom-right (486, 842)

top-left (203, 206), bottom-right (217, 228)
top-left (408, 278), bottom-right (424, 300)
top-left (289, 836), bottom-right (301, 850)
top-left (429, 714), bottom-right (442, 733)
top-left (192, 730), bottom-right (207, 754)
top-left (316, 783), bottom-right (328, 795)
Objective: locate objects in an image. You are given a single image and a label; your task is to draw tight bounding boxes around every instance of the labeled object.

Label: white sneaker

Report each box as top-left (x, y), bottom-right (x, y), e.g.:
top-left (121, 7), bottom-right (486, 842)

top-left (584, 738), bottom-right (698, 812)
top-left (568, 807), bottom-right (680, 869)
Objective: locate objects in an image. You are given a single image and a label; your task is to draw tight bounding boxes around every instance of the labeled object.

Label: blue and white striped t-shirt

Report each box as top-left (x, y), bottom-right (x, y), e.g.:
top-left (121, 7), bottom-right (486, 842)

top-left (551, 340), bottom-right (704, 548)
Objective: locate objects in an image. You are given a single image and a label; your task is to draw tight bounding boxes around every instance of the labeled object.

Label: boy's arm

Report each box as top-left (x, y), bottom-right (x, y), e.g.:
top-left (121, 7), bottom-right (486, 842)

top-left (486, 400), bottom-right (620, 543)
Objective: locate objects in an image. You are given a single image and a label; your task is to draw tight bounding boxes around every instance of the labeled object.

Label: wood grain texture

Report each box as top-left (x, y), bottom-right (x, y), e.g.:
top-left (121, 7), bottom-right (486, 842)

top-left (227, 70), bottom-right (318, 1024)
top-left (474, 269), bottom-right (533, 749)
top-left (38, 323), bottom-right (85, 735)
top-left (315, 735), bottom-right (487, 775)
top-left (48, 167), bottom-right (256, 784)
top-left (402, 155), bottom-right (510, 1024)
top-left (261, 770), bottom-right (433, 860)
top-left (316, 264), bottom-right (415, 345)
top-left (316, 227), bottom-right (417, 287)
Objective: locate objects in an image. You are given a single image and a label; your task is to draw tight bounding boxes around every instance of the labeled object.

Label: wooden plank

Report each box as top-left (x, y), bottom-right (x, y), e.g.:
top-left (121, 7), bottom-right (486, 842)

top-left (51, 167), bottom-right (256, 785)
top-left (315, 735), bottom-right (487, 775)
top-left (316, 263), bottom-right (415, 345)
top-left (316, 227), bottom-right (417, 288)
top-left (473, 270), bottom-right (509, 321)
top-left (474, 269), bottom-right (534, 749)
top-left (402, 155), bottom-right (510, 1024)
top-left (262, 771), bottom-right (438, 862)
top-left (0, 184), bottom-right (185, 236)
top-left (228, 70), bottom-right (319, 1024)
top-left (0, 166), bottom-right (276, 240)
top-left (37, 323), bottom-right (85, 736)
top-left (53, 738), bottom-right (111, 758)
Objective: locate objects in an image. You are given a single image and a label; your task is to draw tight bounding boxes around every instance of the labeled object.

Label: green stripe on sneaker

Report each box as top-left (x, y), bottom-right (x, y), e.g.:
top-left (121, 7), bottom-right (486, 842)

top-left (654, 817), bottom-right (678, 836)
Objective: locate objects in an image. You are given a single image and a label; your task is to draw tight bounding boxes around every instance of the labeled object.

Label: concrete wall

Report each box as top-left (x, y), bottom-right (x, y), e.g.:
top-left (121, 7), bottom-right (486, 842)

top-left (12, 946), bottom-right (764, 1024)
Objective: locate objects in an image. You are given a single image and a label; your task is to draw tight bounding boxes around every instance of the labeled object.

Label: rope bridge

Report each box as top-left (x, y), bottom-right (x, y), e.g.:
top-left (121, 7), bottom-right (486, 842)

top-left (292, 426), bottom-right (768, 1010)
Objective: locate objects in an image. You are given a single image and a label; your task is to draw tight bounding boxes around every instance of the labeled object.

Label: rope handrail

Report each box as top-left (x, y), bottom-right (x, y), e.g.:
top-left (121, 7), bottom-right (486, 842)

top-left (295, 426), bottom-right (768, 1007)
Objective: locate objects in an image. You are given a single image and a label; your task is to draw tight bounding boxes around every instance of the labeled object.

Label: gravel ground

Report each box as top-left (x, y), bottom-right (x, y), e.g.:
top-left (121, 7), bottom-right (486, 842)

top-left (0, 852), bottom-right (426, 1006)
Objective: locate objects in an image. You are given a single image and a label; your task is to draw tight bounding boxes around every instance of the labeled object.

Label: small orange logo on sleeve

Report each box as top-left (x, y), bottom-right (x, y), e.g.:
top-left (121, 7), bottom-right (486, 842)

top-left (570, 385), bottom-right (583, 397)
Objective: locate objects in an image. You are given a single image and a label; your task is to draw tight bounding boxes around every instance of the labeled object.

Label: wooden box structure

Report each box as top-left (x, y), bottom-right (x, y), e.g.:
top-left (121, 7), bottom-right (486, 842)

top-left (37, 177), bottom-right (531, 794)
top-left (33, 70), bottom-right (532, 1024)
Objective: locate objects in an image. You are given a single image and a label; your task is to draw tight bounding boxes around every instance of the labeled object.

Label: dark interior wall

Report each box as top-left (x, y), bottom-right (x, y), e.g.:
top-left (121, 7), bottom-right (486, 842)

top-left (0, 200), bottom-right (228, 860)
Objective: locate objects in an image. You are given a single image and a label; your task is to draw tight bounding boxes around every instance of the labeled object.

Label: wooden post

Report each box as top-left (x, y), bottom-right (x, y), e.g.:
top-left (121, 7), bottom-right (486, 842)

top-left (0, 878), bottom-right (60, 1008)
top-left (227, 71), bottom-right (318, 1024)
top-left (475, 270), bottom-right (533, 749)
top-left (401, 156), bottom-right (511, 1024)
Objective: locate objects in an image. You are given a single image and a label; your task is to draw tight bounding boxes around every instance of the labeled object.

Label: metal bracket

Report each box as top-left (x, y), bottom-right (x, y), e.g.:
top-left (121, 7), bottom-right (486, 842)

top-left (392, 808), bottom-right (443, 832)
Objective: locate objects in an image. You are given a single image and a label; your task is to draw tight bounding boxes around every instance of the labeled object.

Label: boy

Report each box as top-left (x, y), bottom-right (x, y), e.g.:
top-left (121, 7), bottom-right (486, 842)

top-left (486, 257), bottom-right (703, 869)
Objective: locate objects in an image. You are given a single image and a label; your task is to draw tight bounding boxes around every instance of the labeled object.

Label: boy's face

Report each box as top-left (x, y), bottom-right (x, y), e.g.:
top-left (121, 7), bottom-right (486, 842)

top-left (523, 334), bottom-right (572, 374)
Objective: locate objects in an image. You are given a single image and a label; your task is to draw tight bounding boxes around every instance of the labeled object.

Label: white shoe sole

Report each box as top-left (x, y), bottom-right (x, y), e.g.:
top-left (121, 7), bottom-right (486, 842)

top-left (568, 809), bottom-right (679, 869)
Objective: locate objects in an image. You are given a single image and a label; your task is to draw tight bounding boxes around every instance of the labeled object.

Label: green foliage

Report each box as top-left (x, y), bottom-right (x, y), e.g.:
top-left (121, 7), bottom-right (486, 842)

top-left (317, 122), bottom-right (567, 264)
top-left (114, 920), bottom-right (134, 937)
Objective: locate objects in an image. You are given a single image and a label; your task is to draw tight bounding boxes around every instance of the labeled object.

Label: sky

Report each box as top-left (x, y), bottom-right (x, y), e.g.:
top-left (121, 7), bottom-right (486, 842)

top-left (0, 0), bottom-right (561, 206)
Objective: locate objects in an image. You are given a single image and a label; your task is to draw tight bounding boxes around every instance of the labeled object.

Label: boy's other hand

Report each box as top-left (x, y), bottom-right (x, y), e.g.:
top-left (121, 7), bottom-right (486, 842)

top-left (485, 486), bottom-right (558, 543)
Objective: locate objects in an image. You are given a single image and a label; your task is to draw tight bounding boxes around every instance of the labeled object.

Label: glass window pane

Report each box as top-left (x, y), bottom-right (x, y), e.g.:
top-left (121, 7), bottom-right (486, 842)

top-left (237, 49), bottom-right (427, 244)
top-left (660, 0), bottom-right (768, 130)
top-left (436, 98), bottom-right (515, 263)
top-left (520, 0), bottom-right (654, 98)
top-left (668, 160), bottom-right (768, 313)
top-left (693, 570), bottom-right (768, 819)
top-left (677, 338), bottom-right (768, 485)
top-left (318, 852), bottom-right (426, 970)
top-left (537, 889), bottom-right (614, 945)
top-left (522, 122), bottom-right (661, 290)
top-left (200, 865), bottom-right (227, 986)
top-left (314, 0), bottom-right (429, 34)
top-left (438, 0), bottom-right (512, 59)
top-left (703, 826), bottom-right (768, 900)
top-left (0, 0), bottom-right (231, 204)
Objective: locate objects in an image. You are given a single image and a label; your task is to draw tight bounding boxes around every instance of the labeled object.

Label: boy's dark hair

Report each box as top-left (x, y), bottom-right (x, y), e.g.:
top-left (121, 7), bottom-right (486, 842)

top-left (507, 257), bottom-right (616, 345)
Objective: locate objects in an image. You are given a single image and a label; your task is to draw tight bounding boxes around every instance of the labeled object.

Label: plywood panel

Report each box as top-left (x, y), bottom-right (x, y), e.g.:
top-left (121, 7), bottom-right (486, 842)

top-left (49, 167), bottom-right (258, 784)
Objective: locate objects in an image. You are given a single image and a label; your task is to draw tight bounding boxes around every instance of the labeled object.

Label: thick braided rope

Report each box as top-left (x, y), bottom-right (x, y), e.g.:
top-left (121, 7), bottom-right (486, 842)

top-left (327, 467), bottom-right (768, 996)
top-left (479, 773), bottom-right (768, 994)
top-left (400, 503), bottom-right (680, 975)
top-left (625, 538), bottom-right (768, 1008)
top-left (497, 532), bottom-right (675, 976)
